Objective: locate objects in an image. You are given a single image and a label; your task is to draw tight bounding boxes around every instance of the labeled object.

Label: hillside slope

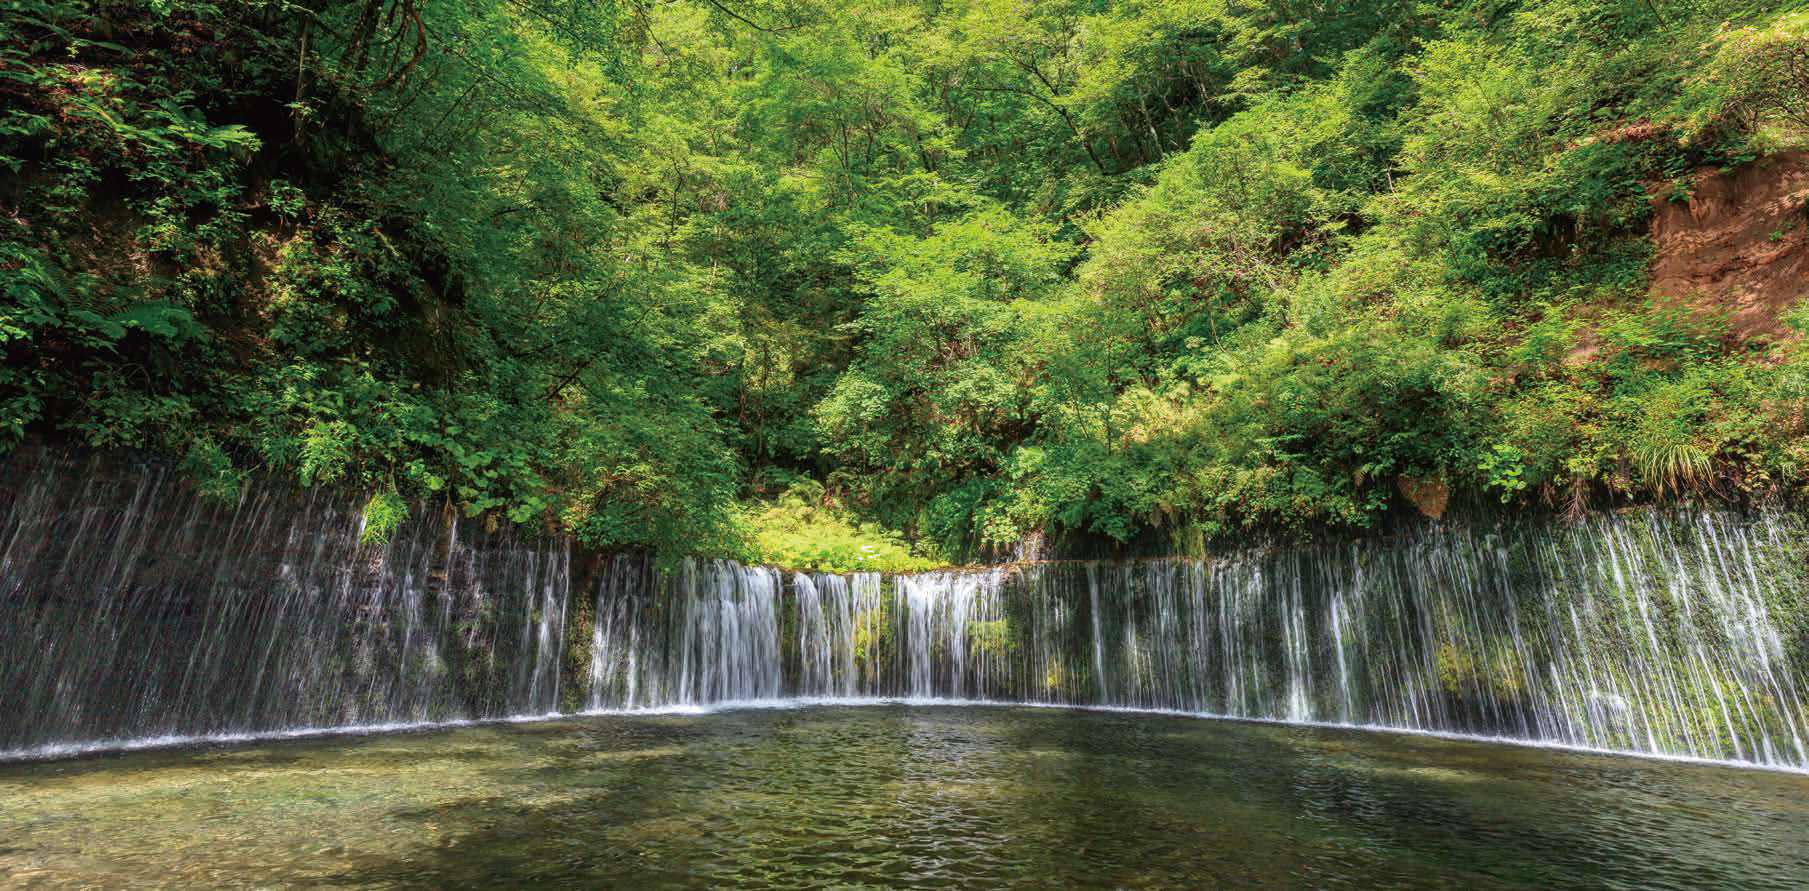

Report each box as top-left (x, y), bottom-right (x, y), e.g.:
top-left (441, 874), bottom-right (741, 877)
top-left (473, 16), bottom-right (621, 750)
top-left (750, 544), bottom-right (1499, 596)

top-left (3, 1), bottom-right (1808, 565)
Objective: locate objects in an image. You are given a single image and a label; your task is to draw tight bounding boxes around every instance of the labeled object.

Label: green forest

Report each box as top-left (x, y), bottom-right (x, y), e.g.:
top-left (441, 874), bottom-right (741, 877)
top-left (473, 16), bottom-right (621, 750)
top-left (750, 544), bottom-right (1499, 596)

top-left (3, 0), bottom-right (1807, 569)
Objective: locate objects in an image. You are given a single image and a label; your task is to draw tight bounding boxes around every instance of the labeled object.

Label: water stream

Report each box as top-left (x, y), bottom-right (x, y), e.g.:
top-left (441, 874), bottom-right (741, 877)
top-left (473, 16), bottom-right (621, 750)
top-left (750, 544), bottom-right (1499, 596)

top-left (4, 452), bottom-right (1808, 769)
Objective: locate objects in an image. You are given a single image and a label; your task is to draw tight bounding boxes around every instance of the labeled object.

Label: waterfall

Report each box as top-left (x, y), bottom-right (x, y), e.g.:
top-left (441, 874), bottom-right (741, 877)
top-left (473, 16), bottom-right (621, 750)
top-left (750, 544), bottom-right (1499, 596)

top-left (791, 571), bottom-right (875, 698)
top-left (976, 514), bottom-right (1809, 768)
top-left (579, 512), bottom-right (1809, 768)
top-left (0, 451), bottom-right (573, 755)
top-left (585, 559), bottom-right (783, 708)
top-left (4, 451), bottom-right (1808, 768)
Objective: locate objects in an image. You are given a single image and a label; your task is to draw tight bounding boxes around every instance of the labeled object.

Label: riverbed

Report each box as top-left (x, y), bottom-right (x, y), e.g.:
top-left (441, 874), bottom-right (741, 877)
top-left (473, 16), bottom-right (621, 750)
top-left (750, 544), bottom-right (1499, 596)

top-left (3, 705), bottom-right (1806, 888)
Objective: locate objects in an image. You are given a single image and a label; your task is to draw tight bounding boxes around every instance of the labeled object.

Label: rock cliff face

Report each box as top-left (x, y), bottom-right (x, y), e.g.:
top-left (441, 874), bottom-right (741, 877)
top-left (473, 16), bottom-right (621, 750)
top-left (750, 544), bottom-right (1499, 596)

top-left (1651, 151), bottom-right (1809, 340)
top-left (0, 448), bottom-right (581, 754)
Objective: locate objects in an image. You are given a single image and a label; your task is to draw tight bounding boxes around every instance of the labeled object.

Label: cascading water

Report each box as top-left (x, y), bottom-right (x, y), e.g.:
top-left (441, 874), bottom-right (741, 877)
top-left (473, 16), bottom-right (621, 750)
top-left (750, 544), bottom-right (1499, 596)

top-left (585, 559), bottom-right (783, 707)
top-left (572, 511), bottom-right (1809, 767)
top-left (0, 451), bottom-right (573, 755)
top-left (986, 515), bottom-right (1809, 768)
top-left (4, 451), bottom-right (1808, 768)
top-left (895, 568), bottom-right (1011, 699)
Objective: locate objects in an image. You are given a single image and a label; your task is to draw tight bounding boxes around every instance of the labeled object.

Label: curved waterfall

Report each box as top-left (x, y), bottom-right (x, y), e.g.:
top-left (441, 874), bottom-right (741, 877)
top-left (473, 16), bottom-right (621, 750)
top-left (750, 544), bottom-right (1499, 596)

top-left (3, 451), bottom-right (1807, 768)
top-left (581, 516), bottom-right (1809, 768)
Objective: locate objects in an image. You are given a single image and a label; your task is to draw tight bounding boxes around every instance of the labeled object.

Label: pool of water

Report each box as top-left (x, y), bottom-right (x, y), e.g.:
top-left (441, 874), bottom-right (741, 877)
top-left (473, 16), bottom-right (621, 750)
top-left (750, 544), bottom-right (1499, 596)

top-left (2, 705), bottom-right (1806, 888)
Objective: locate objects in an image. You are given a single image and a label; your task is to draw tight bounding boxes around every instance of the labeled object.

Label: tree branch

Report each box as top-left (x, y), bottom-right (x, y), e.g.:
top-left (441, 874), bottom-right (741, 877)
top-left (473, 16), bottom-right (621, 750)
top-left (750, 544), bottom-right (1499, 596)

top-left (701, 0), bottom-right (807, 34)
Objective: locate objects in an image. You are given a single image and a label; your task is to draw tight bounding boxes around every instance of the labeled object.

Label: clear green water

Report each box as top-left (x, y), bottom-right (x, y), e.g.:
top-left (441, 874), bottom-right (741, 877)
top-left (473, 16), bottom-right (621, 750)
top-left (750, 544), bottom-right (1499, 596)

top-left (2, 707), bottom-right (1806, 889)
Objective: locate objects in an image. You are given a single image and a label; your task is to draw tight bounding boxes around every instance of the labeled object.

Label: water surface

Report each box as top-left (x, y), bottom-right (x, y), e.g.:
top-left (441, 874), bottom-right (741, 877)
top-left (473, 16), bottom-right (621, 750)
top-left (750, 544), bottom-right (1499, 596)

top-left (2, 706), bottom-right (1806, 888)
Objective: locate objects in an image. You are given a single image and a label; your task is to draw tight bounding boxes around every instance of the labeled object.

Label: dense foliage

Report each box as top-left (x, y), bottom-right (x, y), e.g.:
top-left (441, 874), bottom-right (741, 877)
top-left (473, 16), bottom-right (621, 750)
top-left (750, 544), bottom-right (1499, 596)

top-left (3, 0), bottom-right (1808, 566)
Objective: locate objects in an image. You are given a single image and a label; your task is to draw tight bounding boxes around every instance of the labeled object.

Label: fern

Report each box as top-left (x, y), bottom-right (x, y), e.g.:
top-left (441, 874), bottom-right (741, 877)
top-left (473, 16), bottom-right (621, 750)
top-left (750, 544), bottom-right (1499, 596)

top-left (298, 420), bottom-right (353, 487)
top-left (359, 491), bottom-right (408, 546)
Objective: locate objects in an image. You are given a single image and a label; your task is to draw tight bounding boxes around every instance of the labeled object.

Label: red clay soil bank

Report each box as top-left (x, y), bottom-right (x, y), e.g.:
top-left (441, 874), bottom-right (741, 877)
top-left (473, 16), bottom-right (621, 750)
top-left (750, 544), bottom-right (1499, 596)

top-left (1650, 151), bottom-right (1809, 340)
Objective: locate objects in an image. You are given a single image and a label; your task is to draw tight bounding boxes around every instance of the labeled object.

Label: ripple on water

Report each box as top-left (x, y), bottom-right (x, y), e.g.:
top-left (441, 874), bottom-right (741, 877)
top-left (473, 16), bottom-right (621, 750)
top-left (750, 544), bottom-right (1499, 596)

top-left (1, 706), bottom-right (1807, 889)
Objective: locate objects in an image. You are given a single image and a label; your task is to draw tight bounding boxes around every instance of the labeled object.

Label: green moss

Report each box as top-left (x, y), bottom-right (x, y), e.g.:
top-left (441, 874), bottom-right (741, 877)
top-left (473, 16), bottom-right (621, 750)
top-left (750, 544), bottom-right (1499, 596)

top-left (967, 619), bottom-right (1012, 658)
